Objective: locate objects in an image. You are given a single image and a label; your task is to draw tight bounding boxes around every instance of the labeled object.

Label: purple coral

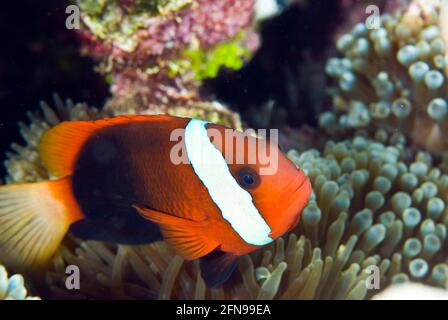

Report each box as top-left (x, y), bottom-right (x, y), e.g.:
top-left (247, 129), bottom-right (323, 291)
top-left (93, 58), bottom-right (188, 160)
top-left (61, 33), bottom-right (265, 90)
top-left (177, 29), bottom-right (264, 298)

top-left (77, 0), bottom-right (259, 114)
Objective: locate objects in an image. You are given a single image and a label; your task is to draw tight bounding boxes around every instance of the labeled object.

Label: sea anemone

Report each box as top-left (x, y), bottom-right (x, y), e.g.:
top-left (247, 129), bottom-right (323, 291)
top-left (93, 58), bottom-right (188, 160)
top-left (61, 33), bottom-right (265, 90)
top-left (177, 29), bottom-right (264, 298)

top-left (288, 134), bottom-right (448, 296)
top-left (76, 0), bottom-right (259, 113)
top-left (4, 93), bottom-right (448, 299)
top-left (321, 0), bottom-right (448, 153)
top-left (0, 265), bottom-right (40, 300)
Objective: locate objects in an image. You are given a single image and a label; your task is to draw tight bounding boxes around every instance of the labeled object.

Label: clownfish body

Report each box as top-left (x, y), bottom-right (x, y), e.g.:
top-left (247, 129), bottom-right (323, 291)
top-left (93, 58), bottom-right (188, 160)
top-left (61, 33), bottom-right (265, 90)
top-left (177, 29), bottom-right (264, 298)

top-left (0, 115), bottom-right (311, 286)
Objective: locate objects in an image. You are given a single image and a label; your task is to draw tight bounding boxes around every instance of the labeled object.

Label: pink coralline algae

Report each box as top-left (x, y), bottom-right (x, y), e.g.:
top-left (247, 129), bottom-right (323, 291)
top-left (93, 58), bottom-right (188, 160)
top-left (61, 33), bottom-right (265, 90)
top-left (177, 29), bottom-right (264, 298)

top-left (77, 0), bottom-right (259, 114)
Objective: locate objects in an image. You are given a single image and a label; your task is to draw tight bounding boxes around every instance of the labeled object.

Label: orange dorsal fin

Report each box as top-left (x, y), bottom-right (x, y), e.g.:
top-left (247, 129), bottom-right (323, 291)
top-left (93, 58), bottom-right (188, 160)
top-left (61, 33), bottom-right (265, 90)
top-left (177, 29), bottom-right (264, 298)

top-left (133, 205), bottom-right (219, 260)
top-left (38, 114), bottom-right (176, 177)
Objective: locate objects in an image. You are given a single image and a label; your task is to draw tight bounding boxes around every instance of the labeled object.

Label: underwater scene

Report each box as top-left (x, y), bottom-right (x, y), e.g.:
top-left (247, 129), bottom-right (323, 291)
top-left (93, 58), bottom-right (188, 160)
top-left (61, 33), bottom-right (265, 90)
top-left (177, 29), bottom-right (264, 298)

top-left (1, 0), bottom-right (448, 301)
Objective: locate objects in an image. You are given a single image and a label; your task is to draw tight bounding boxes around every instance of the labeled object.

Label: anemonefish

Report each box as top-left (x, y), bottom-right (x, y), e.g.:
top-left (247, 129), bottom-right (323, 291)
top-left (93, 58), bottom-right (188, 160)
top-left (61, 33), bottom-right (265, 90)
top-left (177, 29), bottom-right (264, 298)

top-left (0, 115), bottom-right (311, 286)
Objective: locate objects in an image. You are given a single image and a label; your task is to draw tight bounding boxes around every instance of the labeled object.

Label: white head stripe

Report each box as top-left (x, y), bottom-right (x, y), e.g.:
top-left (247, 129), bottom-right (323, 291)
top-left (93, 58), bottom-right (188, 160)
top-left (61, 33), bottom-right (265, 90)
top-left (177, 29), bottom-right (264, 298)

top-left (184, 119), bottom-right (272, 246)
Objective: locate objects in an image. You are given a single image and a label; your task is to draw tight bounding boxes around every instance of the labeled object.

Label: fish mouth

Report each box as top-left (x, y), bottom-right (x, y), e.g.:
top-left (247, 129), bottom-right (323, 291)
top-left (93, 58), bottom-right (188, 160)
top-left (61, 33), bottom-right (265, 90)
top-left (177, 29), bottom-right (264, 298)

top-left (285, 172), bottom-right (312, 218)
top-left (284, 179), bottom-right (311, 231)
top-left (281, 170), bottom-right (310, 204)
top-left (270, 171), bottom-right (312, 237)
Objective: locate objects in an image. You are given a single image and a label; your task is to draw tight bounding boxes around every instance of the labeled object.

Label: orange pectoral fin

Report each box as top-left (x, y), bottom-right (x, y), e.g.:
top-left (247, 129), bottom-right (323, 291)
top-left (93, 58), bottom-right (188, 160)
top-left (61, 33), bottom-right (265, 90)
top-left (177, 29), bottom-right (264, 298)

top-left (133, 205), bottom-right (219, 260)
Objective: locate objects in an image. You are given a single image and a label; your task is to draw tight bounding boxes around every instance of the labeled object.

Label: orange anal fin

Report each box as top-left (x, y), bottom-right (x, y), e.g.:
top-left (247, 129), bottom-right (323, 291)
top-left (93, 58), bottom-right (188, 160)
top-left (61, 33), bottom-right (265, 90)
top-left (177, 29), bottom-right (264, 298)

top-left (133, 204), bottom-right (219, 260)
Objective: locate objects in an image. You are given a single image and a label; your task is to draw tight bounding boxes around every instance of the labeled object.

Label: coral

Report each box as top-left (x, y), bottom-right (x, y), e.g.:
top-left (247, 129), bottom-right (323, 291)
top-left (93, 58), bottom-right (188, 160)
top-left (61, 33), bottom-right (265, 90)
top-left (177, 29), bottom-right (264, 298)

top-left (76, 0), bottom-right (259, 113)
top-left (321, 0), bottom-right (448, 153)
top-left (0, 265), bottom-right (40, 300)
top-left (40, 133), bottom-right (448, 300)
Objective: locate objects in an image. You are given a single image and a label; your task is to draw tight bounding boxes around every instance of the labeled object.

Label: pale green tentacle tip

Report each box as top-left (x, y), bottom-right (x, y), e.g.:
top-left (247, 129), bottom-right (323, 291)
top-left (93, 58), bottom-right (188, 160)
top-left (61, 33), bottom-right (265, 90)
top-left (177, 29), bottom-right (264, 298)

top-left (409, 61), bottom-right (429, 81)
top-left (421, 25), bottom-right (440, 41)
top-left (352, 135), bottom-right (368, 150)
top-left (378, 211), bottom-right (395, 228)
top-left (416, 40), bottom-right (431, 59)
top-left (370, 101), bottom-right (391, 119)
top-left (427, 98), bottom-right (448, 121)
top-left (409, 258), bottom-right (429, 279)
top-left (420, 181), bottom-right (438, 198)
top-left (352, 38), bottom-right (370, 57)
top-left (350, 209), bottom-right (373, 235)
top-left (351, 23), bottom-right (368, 37)
top-left (430, 38), bottom-right (445, 55)
top-left (321, 180), bottom-right (339, 198)
top-left (350, 170), bottom-right (368, 188)
top-left (410, 162), bottom-right (428, 177)
top-left (373, 72), bottom-right (394, 99)
top-left (373, 176), bottom-right (392, 194)
top-left (391, 192), bottom-right (412, 215)
top-left (319, 111), bottom-right (337, 128)
top-left (0, 265), bottom-right (40, 300)
top-left (402, 207), bottom-right (422, 228)
top-left (341, 157), bottom-right (356, 173)
top-left (255, 267), bottom-right (271, 281)
top-left (419, 219), bottom-right (436, 238)
top-left (365, 191), bottom-right (384, 212)
top-left (302, 203), bottom-right (322, 225)
top-left (403, 238), bottom-right (422, 259)
top-left (360, 224), bottom-right (386, 253)
top-left (379, 163), bottom-right (398, 181)
top-left (435, 223), bottom-right (447, 240)
top-left (391, 98), bottom-right (412, 119)
top-left (422, 233), bottom-right (441, 257)
top-left (430, 264), bottom-right (448, 287)
top-left (400, 172), bottom-right (418, 191)
top-left (424, 70), bottom-right (444, 90)
top-left (339, 71), bottom-right (357, 92)
top-left (397, 45), bottom-right (418, 66)
top-left (347, 101), bottom-right (370, 126)
top-left (391, 273), bottom-right (409, 285)
top-left (426, 197), bottom-right (445, 220)
top-left (369, 27), bottom-right (387, 41)
top-left (336, 34), bottom-right (355, 52)
top-left (374, 37), bottom-right (391, 56)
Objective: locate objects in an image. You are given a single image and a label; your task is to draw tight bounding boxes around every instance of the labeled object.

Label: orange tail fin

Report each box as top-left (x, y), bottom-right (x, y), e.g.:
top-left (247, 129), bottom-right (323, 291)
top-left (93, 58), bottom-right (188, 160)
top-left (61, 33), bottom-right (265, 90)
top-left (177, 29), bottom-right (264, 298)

top-left (0, 176), bottom-right (83, 271)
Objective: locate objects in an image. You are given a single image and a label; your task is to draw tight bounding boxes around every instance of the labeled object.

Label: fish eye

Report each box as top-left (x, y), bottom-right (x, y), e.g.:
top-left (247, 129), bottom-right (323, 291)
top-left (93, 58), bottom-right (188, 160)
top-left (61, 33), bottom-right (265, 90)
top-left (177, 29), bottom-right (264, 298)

top-left (237, 167), bottom-right (260, 189)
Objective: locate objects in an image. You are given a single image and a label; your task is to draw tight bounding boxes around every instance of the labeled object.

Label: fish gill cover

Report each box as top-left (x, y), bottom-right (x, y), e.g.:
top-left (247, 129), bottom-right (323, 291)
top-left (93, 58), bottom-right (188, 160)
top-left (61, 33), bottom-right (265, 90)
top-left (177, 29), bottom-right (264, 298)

top-left (1, 0), bottom-right (448, 300)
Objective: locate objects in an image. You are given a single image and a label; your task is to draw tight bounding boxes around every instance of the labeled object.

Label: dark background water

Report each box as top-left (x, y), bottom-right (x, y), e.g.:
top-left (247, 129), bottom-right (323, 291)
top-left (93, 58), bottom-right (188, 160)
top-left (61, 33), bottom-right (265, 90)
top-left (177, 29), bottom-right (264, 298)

top-left (0, 1), bottom-right (109, 178)
top-left (0, 0), bottom-right (347, 178)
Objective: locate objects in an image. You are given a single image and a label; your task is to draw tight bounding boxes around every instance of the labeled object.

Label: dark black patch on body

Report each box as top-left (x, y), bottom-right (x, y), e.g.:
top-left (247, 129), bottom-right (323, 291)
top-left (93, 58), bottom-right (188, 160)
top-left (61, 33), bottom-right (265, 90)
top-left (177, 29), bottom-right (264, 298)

top-left (70, 125), bottom-right (162, 244)
top-left (199, 251), bottom-right (239, 287)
